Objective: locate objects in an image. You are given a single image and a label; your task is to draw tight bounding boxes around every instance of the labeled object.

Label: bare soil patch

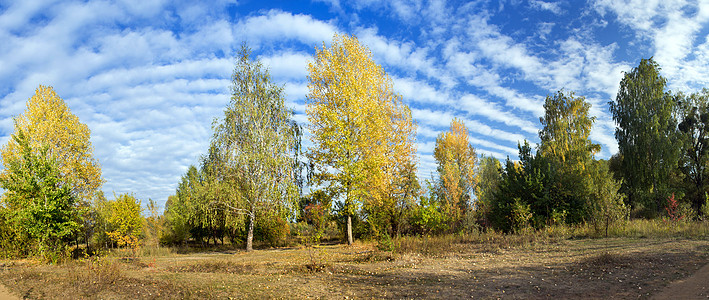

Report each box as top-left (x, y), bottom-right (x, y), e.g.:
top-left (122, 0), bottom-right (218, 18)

top-left (0, 238), bottom-right (707, 299)
top-left (652, 262), bottom-right (709, 299)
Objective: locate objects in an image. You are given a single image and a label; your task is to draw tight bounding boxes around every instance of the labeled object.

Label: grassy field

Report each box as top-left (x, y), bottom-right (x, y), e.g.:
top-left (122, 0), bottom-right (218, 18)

top-left (1, 222), bottom-right (708, 299)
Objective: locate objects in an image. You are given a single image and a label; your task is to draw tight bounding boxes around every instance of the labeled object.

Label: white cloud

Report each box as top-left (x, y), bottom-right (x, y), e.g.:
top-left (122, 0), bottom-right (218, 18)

top-left (261, 52), bottom-right (311, 80)
top-left (530, 0), bottom-right (563, 15)
top-left (235, 10), bottom-right (338, 47)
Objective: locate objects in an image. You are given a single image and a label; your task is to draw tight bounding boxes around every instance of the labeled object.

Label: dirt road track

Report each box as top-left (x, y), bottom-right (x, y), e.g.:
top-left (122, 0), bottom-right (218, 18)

top-left (652, 262), bottom-right (709, 299)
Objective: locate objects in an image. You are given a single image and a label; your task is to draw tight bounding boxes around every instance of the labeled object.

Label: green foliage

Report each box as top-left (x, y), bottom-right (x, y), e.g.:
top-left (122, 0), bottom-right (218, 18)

top-left (161, 194), bottom-right (191, 245)
top-left (588, 160), bottom-right (629, 237)
top-left (489, 143), bottom-right (547, 232)
top-left (408, 182), bottom-right (449, 234)
top-left (539, 90), bottom-right (600, 168)
top-left (537, 90), bottom-right (599, 224)
top-left (0, 130), bottom-right (79, 262)
top-left (509, 198), bottom-right (532, 232)
top-left (489, 91), bottom-right (599, 231)
top-left (474, 155), bottom-right (501, 227)
top-left (208, 44), bottom-right (300, 251)
top-left (677, 89), bottom-right (709, 215)
top-left (701, 193), bottom-right (709, 220)
top-left (610, 58), bottom-right (682, 213)
top-left (254, 210), bottom-right (290, 247)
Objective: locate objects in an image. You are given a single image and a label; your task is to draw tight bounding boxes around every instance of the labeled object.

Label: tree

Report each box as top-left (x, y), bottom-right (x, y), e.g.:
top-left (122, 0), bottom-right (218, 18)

top-left (105, 193), bottom-right (143, 250)
top-left (307, 33), bottom-right (416, 244)
top-left (0, 130), bottom-right (79, 261)
top-left (162, 194), bottom-right (190, 245)
top-left (210, 45), bottom-right (300, 252)
top-left (1, 85), bottom-right (103, 203)
top-left (474, 155), bottom-right (501, 227)
top-left (433, 118), bottom-right (478, 229)
top-left (539, 90), bottom-right (600, 169)
top-left (588, 160), bottom-right (628, 237)
top-left (677, 89), bottom-right (709, 215)
top-left (144, 198), bottom-right (164, 248)
top-left (490, 141), bottom-right (548, 231)
top-left (609, 58), bottom-right (681, 213)
top-left (538, 90), bottom-right (600, 223)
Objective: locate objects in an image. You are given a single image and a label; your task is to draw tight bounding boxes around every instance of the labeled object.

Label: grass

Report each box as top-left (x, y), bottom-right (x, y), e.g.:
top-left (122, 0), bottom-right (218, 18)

top-left (0, 220), bottom-right (707, 299)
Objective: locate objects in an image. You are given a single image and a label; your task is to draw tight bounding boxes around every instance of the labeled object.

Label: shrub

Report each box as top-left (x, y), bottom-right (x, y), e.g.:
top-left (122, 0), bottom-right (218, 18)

top-left (254, 211), bottom-right (289, 247)
top-left (588, 161), bottom-right (629, 237)
top-left (509, 198), bottom-right (532, 232)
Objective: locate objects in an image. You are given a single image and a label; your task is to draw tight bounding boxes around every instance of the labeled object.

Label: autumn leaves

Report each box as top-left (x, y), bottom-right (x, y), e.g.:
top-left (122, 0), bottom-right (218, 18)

top-left (306, 34), bottom-right (420, 244)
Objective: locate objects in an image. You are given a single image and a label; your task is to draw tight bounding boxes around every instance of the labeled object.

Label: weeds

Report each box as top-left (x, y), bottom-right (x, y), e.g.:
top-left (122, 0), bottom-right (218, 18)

top-left (81, 256), bottom-right (122, 285)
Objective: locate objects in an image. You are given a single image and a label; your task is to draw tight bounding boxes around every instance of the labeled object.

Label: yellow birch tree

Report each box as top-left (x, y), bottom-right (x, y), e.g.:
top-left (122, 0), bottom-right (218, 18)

top-left (307, 33), bottom-right (417, 244)
top-left (1, 85), bottom-right (103, 202)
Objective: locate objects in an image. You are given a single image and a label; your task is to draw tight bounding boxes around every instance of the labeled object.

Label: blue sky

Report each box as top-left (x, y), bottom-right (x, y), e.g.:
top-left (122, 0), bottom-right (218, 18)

top-left (2, 0), bottom-right (709, 210)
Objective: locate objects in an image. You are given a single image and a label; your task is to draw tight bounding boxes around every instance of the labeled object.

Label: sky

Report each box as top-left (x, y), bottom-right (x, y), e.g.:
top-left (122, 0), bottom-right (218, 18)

top-left (2, 0), bottom-right (709, 210)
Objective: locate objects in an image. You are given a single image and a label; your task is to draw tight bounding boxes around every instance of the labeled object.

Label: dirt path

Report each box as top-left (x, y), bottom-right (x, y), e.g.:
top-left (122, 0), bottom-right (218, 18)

top-left (653, 263), bottom-right (709, 299)
top-left (0, 284), bottom-right (18, 300)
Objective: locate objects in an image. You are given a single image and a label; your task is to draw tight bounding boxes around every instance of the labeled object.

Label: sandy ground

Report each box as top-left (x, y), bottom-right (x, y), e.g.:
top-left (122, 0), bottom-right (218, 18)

top-left (653, 262), bottom-right (709, 299)
top-left (0, 284), bottom-right (18, 300)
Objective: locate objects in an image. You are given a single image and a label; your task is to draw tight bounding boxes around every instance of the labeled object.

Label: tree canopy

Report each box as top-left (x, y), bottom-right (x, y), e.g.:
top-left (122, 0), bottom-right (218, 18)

top-left (609, 58), bottom-right (681, 213)
top-left (1, 85), bottom-right (103, 203)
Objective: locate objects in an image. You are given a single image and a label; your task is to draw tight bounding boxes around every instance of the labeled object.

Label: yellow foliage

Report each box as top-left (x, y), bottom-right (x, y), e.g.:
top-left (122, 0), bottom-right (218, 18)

top-left (106, 193), bottom-right (143, 249)
top-left (0, 85), bottom-right (103, 202)
top-left (306, 34), bottom-right (417, 238)
top-left (434, 118), bottom-right (478, 220)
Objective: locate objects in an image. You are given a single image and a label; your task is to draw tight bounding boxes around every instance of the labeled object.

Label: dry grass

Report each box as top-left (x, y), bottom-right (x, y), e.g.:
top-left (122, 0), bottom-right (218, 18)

top-left (1, 221), bottom-right (708, 299)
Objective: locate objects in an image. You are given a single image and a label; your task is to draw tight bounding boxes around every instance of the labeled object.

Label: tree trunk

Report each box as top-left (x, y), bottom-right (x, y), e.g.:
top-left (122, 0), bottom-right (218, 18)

top-left (346, 214), bottom-right (353, 245)
top-left (246, 211), bottom-right (255, 252)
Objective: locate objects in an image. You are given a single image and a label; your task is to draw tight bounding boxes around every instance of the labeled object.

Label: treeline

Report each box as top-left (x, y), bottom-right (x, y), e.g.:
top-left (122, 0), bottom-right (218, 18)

top-left (162, 36), bottom-right (709, 249)
top-left (2, 35), bottom-right (709, 261)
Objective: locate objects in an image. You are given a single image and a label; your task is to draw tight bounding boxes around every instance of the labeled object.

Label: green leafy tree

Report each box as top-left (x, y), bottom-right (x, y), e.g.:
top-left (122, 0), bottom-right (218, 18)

top-left (609, 58), bottom-right (682, 213)
top-left (538, 90), bottom-right (600, 223)
top-left (489, 142), bottom-right (548, 232)
top-left (1, 85), bottom-right (103, 251)
top-left (1, 85), bottom-right (103, 203)
top-left (0, 131), bottom-right (79, 261)
top-left (409, 179), bottom-right (448, 234)
top-left (539, 90), bottom-right (600, 170)
top-left (210, 45), bottom-right (300, 252)
top-left (474, 155), bottom-right (501, 227)
top-left (162, 194), bottom-right (190, 245)
top-left (678, 89), bottom-right (709, 215)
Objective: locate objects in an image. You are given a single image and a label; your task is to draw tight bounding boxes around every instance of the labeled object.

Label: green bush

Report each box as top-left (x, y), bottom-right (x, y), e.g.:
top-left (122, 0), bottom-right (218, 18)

top-left (408, 196), bottom-right (448, 234)
top-left (254, 211), bottom-right (289, 247)
top-left (0, 132), bottom-right (80, 262)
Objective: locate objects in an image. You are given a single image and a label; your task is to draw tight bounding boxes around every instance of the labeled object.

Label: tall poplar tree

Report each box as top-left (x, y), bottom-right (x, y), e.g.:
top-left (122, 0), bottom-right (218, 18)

top-left (609, 58), bottom-right (681, 213)
top-left (307, 34), bottom-right (416, 244)
top-left (433, 118), bottom-right (478, 227)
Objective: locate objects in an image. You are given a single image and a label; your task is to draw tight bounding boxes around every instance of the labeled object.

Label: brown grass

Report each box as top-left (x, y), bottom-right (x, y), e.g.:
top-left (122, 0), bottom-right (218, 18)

top-left (1, 221), bottom-right (708, 299)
